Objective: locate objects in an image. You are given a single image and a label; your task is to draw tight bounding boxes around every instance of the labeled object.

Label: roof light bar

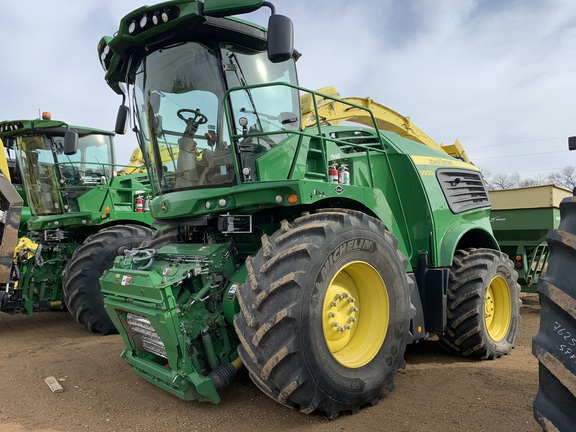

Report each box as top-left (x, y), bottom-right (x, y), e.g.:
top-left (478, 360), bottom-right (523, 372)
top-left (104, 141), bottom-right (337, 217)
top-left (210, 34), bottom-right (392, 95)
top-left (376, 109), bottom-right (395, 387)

top-left (126, 6), bottom-right (179, 36)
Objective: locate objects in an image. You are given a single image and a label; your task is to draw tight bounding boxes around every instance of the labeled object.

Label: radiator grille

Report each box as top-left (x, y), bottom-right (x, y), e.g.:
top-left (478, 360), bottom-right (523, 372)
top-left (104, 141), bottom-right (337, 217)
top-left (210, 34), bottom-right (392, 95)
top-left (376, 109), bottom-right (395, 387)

top-left (126, 313), bottom-right (167, 359)
top-left (436, 170), bottom-right (490, 213)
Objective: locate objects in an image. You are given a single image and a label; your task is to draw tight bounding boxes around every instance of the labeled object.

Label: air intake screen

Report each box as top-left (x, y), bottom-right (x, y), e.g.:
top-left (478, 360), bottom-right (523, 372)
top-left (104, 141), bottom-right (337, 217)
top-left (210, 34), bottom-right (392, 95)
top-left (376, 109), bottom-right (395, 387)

top-left (436, 169), bottom-right (490, 214)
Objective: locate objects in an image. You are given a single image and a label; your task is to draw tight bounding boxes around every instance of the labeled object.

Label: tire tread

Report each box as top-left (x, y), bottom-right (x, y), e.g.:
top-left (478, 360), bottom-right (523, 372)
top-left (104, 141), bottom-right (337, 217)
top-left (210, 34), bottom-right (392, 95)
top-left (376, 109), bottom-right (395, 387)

top-left (63, 224), bottom-right (154, 334)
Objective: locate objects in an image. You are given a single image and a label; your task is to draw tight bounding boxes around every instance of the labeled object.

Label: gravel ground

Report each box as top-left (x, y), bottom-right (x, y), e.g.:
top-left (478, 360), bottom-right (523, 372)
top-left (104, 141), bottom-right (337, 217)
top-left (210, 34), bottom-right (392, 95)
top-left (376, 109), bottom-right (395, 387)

top-left (0, 293), bottom-right (541, 432)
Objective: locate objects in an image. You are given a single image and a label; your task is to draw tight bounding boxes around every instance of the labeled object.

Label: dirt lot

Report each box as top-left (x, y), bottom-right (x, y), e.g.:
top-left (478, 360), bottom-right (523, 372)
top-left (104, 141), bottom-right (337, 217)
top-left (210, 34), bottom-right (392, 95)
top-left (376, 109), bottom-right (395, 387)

top-left (0, 293), bottom-right (542, 432)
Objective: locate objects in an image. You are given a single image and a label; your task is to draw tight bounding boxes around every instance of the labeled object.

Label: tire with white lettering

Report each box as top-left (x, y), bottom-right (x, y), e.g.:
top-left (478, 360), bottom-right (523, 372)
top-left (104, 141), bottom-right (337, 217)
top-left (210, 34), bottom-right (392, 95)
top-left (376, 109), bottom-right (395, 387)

top-left (533, 197), bottom-right (576, 431)
top-left (234, 209), bottom-right (413, 418)
top-left (440, 248), bottom-right (520, 359)
top-left (63, 224), bottom-right (154, 335)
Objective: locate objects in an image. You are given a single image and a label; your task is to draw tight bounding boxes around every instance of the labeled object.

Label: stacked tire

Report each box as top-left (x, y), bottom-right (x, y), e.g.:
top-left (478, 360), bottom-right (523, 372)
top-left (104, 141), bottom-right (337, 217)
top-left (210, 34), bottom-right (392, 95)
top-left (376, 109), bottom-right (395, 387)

top-left (533, 197), bottom-right (576, 431)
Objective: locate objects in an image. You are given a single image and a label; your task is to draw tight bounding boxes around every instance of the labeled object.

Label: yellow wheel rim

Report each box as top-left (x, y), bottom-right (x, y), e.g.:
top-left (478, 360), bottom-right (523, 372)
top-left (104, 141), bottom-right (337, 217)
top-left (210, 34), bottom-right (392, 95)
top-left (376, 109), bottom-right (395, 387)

top-left (322, 261), bottom-right (389, 368)
top-left (484, 275), bottom-right (512, 342)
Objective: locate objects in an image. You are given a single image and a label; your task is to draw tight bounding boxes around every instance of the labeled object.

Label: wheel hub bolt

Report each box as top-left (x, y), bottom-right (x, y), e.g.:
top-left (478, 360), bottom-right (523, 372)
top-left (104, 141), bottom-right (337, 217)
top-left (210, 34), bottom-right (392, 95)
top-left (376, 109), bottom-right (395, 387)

top-left (328, 291), bottom-right (357, 331)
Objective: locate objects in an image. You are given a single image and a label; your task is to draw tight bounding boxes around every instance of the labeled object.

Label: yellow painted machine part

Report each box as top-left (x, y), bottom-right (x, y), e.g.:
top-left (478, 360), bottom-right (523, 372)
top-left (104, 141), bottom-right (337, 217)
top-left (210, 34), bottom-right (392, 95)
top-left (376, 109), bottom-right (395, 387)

top-left (0, 138), bottom-right (12, 181)
top-left (322, 261), bottom-right (389, 368)
top-left (118, 146), bottom-right (180, 175)
top-left (484, 275), bottom-right (512, 342)
top-left (231, 356), bottom-right (243, 370)
top-left (118, 147), bottom-right (147, 175)
top-left (301, 86), bottom-right (472, 165)
top-left (13, 237), bottom-right (39, 262)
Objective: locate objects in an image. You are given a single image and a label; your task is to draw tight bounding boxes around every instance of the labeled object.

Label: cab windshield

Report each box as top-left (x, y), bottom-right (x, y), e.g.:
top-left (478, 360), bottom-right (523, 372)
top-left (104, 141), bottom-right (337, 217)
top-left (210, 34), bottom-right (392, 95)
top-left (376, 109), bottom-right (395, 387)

top-left (133, 40), bottom-right (299, 194)
top-left (15, 132), bottom-right (113, 215)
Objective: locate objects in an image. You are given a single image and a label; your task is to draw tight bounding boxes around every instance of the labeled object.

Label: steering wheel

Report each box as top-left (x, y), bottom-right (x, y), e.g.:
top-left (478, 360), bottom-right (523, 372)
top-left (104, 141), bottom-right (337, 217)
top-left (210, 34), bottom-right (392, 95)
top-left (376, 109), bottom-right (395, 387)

top-left (177, 108), bottom-right (208, 133)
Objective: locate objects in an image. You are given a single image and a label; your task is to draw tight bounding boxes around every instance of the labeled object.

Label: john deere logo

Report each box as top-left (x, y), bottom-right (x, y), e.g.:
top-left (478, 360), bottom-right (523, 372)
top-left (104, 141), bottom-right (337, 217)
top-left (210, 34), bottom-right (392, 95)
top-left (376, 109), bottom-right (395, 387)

top-left (161, 201), bottom-right (168, 212)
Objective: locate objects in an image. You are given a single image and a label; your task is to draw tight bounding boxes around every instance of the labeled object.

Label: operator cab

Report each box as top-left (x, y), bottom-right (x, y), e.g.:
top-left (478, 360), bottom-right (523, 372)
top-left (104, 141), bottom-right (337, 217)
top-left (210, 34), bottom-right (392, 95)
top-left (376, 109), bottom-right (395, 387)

top-left (104, 3), bottom-right (298, 196)
top-left (5, 128), bottom-right (114, 215)
top-left (132, 37), bottom-right (299, 195)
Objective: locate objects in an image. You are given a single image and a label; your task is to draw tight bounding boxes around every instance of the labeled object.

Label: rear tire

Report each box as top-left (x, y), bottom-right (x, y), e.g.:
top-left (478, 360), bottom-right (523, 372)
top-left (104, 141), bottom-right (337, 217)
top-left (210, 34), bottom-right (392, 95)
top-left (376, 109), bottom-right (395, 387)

top-left (440, 248), bottom-right (520, 359)
top-left (533, 197), bottom-right (576, 431)
top-left (63, 224), bottom-right (154, 335)
top-left (234, 209), bottom-right (413, 418)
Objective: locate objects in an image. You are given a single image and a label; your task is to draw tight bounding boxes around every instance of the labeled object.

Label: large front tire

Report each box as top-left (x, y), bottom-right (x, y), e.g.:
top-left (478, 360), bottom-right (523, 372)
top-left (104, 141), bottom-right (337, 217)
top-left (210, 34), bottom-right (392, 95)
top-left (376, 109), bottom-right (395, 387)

top-left (234, 210), bottom-right (412, 418)
top-left (63, 224), bottom-right (154, 335)
top-left (440, 248), bottom-right (520, 359)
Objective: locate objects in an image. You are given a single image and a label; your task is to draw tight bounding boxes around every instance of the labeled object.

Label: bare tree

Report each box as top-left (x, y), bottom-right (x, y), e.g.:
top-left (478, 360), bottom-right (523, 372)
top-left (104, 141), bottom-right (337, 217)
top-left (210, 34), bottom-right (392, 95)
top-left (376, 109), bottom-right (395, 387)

top-left (479, 166), bottom-right (492, 180)
top-left (479, 166), bottom-right (492, 187)
top-left (510, 172), bottom-right (522, 187)
top-left (486, 169), bottom-right (571, 191)
top-left (489, 172), bottom-right (516, 190)
top-left (518, 173), bottom-right (549, 187)
top-left (547, 166), bottom-right (576, 190)
top-left (533, 173), bottom-right (549, 185)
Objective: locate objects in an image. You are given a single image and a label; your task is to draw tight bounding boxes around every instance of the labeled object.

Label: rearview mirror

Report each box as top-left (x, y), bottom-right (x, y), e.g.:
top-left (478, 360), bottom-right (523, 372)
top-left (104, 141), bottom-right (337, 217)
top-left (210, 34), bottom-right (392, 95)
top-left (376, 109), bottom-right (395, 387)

top-left (64, 131), bottom-right (78, 155)
top-left (115, 105), bottom-right (129, 135)
top-left (267, 14), bottom-right (294, 63)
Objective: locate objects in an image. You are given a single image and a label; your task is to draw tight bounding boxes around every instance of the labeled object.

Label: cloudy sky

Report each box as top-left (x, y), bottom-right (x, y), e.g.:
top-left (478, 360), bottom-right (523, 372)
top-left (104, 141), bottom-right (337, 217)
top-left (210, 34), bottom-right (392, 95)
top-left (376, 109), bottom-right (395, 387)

top-left (2, 0), bottom-right (576, 178)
